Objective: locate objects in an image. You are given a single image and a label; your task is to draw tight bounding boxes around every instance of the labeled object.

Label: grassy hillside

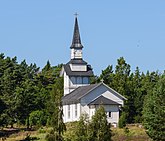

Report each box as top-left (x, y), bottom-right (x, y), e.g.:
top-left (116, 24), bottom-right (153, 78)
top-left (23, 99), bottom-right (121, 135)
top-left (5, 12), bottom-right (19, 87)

top-left (1, 124), bottom-right (151, 141)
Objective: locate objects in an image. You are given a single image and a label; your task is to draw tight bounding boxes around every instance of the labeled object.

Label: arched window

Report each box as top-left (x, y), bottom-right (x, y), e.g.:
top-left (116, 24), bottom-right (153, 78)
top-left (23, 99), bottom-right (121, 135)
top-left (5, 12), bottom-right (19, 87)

top-left (75, 104), bottom-right (77, 117)
top-left (68, 105), bottom-right (71, 119)
top-left (70, 77), bottom-right (76, 85)
top-left (83, 77), bottom-right (89, 84)
top-left (77, 77), bottom-right (82, 84)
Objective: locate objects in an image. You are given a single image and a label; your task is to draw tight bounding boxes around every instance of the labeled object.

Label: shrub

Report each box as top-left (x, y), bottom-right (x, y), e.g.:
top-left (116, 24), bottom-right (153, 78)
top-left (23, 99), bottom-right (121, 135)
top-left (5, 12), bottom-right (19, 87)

top-left (29, 110), bottom-right (47, 128)
top-left (118, 112), bottom-right (126, 128)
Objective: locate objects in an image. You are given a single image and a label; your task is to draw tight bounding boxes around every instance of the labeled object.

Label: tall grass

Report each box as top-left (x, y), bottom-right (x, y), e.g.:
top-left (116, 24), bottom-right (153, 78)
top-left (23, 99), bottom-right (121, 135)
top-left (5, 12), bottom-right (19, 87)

top-left (3, 124), bottom-right (150, 141)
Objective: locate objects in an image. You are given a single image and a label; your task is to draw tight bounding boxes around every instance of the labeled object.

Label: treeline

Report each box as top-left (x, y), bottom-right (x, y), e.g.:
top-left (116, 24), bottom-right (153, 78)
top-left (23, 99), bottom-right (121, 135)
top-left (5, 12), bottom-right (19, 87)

top-left (0, 54), bottom-right (164, 126)
top-left (0, 53), bottom-right (62, 128)
top-left (0, 54), bottom-right (164, 140)
top-left (94, 57), bottom-right (165, 140)
top-left (94, 57), bottom-right (164, 124)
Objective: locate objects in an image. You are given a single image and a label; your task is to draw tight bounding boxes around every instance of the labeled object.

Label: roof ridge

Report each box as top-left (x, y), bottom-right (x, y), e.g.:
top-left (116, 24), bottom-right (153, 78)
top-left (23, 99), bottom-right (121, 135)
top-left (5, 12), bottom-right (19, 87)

top-left (102, 83), bottom-right (127, 100)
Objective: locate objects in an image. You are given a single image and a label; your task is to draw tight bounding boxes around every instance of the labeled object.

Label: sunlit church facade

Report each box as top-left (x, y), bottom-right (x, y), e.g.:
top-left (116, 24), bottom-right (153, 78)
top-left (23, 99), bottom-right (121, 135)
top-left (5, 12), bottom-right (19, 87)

top-left (60, 17), bottom-right (126, 127)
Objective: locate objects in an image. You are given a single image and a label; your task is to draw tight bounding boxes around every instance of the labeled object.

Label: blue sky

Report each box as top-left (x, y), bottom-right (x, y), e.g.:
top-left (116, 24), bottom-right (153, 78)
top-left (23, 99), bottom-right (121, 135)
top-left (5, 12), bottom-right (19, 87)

top-left (0, 0), bottom-right (165, 75)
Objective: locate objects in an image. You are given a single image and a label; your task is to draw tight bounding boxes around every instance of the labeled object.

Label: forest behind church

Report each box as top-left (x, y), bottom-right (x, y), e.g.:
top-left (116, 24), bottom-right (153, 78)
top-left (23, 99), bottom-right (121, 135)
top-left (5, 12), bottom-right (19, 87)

top-left (0, 53), bottom-right (164, 140)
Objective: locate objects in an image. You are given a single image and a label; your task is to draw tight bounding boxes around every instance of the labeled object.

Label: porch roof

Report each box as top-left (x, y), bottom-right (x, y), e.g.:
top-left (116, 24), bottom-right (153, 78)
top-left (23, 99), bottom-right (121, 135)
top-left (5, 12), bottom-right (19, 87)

top-left (88, 95), bottom-right (120, 105)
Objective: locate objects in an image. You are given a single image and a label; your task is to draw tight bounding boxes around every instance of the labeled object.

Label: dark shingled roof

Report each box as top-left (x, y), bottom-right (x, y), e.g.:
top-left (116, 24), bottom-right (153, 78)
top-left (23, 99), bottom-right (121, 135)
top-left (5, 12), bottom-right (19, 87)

top-left (69, 59), bottom-right (87, 65)
top-left (70, 17), bottom-right (83, 49)
top-left (88, 95), bottom-right (120, 105)
top-left (63, 60), bottom-right (93, 76)
top-left (62, 82), bottom-right (126, 105)
top-left (62, 83), bottom-right (100, 105)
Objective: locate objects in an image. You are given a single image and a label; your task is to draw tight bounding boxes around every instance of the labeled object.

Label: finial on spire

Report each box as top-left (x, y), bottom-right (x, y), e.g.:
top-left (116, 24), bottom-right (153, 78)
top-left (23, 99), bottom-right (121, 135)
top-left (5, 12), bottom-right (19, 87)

top-left (74, 12), bottom-right (78, 18)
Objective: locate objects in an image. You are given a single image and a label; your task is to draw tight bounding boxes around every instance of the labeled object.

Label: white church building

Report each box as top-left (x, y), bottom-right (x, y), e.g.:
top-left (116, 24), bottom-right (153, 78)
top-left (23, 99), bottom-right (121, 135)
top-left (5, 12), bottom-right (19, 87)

top-left (61, 17), bottom-right (126, 127)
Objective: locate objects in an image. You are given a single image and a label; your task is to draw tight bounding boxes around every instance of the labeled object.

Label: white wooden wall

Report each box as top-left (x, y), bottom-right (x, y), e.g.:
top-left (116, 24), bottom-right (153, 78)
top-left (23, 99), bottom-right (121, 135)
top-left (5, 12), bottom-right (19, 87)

top-left (64, 71), bottom-right (70, 95)
top-left (63, 104), bottom-right (81, 123)
top-left (64, 71), bottom-right (90, 95)
top-left (63, 83), bottom-right (124, 126)
top-left (70, 64), bottom-right (87, 71)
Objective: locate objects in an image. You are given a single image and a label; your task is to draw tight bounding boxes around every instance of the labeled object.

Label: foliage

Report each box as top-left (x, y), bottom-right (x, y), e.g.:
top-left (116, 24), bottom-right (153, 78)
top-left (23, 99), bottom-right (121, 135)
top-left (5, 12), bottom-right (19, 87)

top-left (45, 77), bottom-right (66, 141)
top-left (143, 74), bottom-right (165, 141)
top-left (0, 54), bottom-right (62, 128)
top-left (0, 98), bottom-right (6, 126)
top-left (88, 106), bottom-right (112, 141)
top-left (71, 106), bottom-right (112, 141)
top-left (73, 114), bottom-right (89, 141)
top-left (98, 57), bottom-right (160, 124)
top-left (118, 112), bottom-right (126, 128)
top-left (29, 110), bottom-right (47, 128)
top-left (3, 124), bottom-right (150, 141)
top-left (0, 52), bottom-right (163, 141)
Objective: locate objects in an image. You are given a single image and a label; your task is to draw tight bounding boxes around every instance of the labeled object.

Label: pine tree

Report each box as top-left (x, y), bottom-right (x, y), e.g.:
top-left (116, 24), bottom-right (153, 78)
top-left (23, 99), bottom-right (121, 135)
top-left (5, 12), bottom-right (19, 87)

top-left (143, 74), bottom-right (165, 141)
top-left (99, 65), bottom-right (114, 85)
top-left (46, 77), bottom-right (66, 141)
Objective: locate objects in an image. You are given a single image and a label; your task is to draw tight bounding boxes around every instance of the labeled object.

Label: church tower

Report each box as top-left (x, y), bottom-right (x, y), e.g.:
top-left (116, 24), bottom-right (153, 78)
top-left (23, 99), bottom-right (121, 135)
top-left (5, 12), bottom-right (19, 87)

top-left (61, 16), bottom-right (93, 95)
top-left (70, 17), bottom-right (83, 59)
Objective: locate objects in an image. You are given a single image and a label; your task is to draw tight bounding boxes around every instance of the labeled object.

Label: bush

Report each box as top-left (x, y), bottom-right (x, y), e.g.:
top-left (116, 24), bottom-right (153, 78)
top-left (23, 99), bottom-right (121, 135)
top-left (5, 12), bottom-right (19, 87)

top-left (118, 112), bottom-right (126, 128)
top-left (45, 133), bottom-right (56, 141)
top-left (45, 130), bottom-right (64, 141)
top-left (38, 127), bottom-right (46, 133)
top-left (29, 110), bottom-right (47, 128)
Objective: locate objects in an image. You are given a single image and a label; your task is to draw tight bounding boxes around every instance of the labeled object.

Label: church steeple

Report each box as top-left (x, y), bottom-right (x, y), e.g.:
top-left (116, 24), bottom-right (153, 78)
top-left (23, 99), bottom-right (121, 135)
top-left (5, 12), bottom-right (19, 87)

top-left (61, 15), bottom-right (93, 95)
top-left (70, 16), bottom-right (83, 59)
top-left (70, 16), bottom-right (83, 49)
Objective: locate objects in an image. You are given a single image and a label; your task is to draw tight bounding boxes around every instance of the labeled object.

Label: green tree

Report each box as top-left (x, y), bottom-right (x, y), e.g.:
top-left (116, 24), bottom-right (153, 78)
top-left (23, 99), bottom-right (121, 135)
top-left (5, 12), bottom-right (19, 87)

top-left (118, 111), bottom-right (126, 128)
top-left (99, 65), bottom-right (114, 86)
top-left (88, 106), bottom-right (112, 141)
top-left (74, 114), bottom-right (89, 141)
top-left (110, 57), bottom-right (134, 123)
top-left (46, 77), bottom-right (66, 141)
top-left (1, 57), bottom-right (20, 127)
top-left (15, 79), bottom-right (39, 128)
top-left (29, 110), bottom-right (47, 128)
top-left (143, 74), bottom-right (165, 141)
top-left (0, 98), bottom-right (7, 126)
top-left (132, 67), bottom-right (143, 123)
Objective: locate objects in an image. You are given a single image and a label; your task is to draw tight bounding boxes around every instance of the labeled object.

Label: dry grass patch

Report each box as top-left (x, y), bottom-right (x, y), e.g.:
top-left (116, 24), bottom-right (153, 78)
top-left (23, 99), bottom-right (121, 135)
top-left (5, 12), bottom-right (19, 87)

top-left (1, 124), bottom-right (151, 141)
top-left (112, 125), bottom-right (151, 141)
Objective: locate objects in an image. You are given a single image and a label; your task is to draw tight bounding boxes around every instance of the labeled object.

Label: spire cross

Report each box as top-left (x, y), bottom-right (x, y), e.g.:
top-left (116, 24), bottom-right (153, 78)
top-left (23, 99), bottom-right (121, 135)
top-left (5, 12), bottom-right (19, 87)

top-left (101, 79), bottom-right (104, 83)
top-left (74, 12), bottom-right (79, 17)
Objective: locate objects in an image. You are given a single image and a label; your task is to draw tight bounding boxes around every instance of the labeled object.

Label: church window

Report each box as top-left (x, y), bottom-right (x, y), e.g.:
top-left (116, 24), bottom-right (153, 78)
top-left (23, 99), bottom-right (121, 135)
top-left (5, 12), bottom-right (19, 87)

top-left (107, 112), bottom-right (112, 118)
top-left (71, 77), bottom-right (76, 85)
top-left (68, 105), bottom-right (70, 119)
top-left (83, 77), bottom-right (89, 84)
top-left (75, 104), bottom-right (77, 117)
top-left (89, 105), bottom-right (95, 109)
top-left (77, 77), bottom-right (82, 84)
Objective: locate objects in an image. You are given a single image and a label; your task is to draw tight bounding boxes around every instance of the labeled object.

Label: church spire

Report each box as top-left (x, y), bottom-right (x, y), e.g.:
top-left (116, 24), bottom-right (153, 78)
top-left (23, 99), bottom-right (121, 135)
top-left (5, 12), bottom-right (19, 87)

top-left (70, 16), bottom-right (83, 49)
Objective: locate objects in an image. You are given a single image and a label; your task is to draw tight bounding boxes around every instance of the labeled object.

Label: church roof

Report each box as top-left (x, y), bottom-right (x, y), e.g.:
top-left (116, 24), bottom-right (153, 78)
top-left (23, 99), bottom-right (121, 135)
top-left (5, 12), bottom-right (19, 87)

top-left (63, 60), bottom-right (93, 76)
top-left (88, 95), bottom-right (120, 105)
top-left (62, 83), bottom-right (100, 105)
top-left (62, 82), bottom-right (126, 105)
top-left (70, 17), bottom-right (83, 49)
top-left (69, 59), bottom-right (87, 65)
